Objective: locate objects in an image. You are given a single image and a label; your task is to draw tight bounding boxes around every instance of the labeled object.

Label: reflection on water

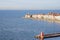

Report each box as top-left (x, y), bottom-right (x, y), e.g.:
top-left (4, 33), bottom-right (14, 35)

top-left (26, 17), bottom-right (60, 23)
top-left (0, 10), bottom-right (60, 40)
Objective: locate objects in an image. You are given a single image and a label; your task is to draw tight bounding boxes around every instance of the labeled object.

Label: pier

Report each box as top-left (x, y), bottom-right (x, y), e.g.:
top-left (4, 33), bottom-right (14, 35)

top-left (34, 32), bottom-right (60, 40)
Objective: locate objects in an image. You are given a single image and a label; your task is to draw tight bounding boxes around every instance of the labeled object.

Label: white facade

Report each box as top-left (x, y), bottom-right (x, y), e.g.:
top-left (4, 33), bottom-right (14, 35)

top-left (55, 16), bottom-right (60, 20)
top-left (37, 15), bottom-right (44, 19)
top-left (25, 14), bottom-right (31, 18)
top-left (48, 15), bottom-right (54, 19)
top-left (32, 14), bottom-right (44, 19)
top-left (32, 15), bottom-right (38, 18)
top-left (43, 15), bottom-right (48, 19)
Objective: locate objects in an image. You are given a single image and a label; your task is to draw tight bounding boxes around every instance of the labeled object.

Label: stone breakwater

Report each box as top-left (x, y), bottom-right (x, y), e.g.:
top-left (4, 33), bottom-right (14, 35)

top-left (24, 12), bottom-right (60, 21)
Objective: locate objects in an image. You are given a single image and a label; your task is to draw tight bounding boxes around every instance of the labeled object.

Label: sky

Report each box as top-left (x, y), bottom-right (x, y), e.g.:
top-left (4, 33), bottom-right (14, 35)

top-left (0, 0), bottom-right (60, 10)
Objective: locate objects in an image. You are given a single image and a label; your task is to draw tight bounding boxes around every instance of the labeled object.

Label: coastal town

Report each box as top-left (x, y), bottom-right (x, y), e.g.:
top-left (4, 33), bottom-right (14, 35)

top-left (24, 12), bottom-right (60, 21)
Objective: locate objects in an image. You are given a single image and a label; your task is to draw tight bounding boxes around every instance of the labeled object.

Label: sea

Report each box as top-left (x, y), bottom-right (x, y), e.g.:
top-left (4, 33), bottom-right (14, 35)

top-left (0, 10), bottom-right (60, 40)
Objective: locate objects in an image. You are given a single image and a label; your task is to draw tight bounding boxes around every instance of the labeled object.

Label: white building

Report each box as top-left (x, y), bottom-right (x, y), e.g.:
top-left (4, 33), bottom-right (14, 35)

top-left (25, 14), bottom-right (31, 18)
top-left (55, 16), bottom-right (60, 20)
top-left (24, 13), bottom-right (60, 21)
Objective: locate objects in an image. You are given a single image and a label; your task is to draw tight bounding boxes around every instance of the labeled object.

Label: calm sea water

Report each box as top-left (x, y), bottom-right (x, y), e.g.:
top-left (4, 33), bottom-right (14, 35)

top-left (0, 10), bottom-right (60, 40)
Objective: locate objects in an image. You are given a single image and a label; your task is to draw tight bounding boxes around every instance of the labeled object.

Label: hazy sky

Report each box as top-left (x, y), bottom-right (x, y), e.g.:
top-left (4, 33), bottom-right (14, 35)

top-left (0, 0), bottom-right (60, 10)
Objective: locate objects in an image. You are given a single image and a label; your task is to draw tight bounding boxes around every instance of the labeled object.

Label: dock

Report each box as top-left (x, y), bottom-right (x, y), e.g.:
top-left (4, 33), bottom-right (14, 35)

top-left (34, 32), bottom-right (60, 40)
